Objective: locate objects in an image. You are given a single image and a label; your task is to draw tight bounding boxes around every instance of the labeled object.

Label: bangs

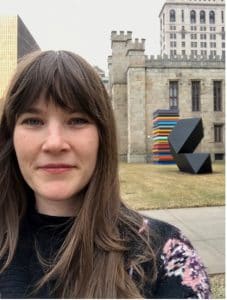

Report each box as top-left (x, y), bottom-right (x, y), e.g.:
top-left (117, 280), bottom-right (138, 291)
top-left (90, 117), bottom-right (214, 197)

top-left (9, 51), bottom-right (103, 124)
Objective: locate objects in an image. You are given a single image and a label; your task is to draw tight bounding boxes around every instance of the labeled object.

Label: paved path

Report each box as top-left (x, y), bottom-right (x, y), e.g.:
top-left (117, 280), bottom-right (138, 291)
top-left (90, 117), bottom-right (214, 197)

top-left (139, 206), bottom-right (225, 275)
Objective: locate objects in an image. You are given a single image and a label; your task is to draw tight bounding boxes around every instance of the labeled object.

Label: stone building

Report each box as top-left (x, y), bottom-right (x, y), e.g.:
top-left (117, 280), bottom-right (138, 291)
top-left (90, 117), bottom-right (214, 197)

top-left (0, 15), bottom-right (40, 98)
top-left (94, 66), bottom-right (109, 92)
top-left (160, 0), bottom-right (225, 57)
top-left (108, 30), bottom-right (225, 163)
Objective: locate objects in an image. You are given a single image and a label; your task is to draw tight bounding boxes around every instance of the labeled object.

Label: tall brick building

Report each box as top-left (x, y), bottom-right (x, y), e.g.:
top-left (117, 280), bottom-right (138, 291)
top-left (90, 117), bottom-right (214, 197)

top-left (0, 15), bottom-right (40, 98)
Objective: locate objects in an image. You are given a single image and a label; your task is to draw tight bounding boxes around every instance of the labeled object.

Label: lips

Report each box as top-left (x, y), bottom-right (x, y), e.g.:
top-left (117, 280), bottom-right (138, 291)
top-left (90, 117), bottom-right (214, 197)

top-left (39, 163), bottom-right (75, 174)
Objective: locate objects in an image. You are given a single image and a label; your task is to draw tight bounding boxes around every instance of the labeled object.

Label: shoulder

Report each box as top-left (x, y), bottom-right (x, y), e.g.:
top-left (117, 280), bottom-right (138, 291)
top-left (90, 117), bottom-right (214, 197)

top-left (139, 216), bottom-right (184, 251)
top-left (141, 216), bottom-right (211, 298)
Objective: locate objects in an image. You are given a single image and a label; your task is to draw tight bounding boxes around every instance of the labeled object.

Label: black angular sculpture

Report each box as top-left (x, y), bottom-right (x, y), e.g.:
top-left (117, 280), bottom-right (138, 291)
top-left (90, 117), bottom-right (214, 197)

top-left (168, 118), bottom-right (212, 174)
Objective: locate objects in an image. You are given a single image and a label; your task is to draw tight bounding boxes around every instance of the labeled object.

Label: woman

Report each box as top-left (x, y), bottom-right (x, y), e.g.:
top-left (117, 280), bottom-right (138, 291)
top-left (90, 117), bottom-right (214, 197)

top-left (0, 50), bottom-right (210, 298)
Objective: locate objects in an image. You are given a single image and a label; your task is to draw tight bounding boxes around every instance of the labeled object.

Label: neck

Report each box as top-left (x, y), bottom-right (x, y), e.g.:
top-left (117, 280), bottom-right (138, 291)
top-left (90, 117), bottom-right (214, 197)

top-left (35, 196), bottom-right (82, 217)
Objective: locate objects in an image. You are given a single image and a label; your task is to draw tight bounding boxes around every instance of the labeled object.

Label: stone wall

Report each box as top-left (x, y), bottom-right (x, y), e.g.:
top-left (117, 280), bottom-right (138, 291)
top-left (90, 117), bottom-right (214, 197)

top-left (145, 65), bottom-right (225, 161)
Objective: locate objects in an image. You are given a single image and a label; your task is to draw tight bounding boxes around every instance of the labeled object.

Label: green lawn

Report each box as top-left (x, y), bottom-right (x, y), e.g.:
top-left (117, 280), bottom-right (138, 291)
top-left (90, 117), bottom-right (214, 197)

top-left (119, 162), bottom-right (225, 210)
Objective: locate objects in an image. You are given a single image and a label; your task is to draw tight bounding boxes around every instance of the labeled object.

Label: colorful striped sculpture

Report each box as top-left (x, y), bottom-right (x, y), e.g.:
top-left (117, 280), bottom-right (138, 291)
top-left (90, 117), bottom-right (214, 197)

top-left (152, 109), bottom-right (179, 164)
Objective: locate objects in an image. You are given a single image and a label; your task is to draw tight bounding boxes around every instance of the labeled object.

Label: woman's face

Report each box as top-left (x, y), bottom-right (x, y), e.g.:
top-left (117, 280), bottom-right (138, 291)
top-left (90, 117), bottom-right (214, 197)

top-left (13, 96), bottom-right (99, 216)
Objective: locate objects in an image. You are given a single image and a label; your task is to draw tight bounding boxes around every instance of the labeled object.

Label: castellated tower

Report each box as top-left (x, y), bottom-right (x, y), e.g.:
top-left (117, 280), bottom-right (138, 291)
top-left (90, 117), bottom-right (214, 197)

top-left (109, 31), bottom-right (147, 162)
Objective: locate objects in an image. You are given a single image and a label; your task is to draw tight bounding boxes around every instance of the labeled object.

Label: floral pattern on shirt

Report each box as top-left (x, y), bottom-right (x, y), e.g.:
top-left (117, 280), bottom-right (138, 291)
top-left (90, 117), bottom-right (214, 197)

top-left (161, 234), bottom-right (210, 299)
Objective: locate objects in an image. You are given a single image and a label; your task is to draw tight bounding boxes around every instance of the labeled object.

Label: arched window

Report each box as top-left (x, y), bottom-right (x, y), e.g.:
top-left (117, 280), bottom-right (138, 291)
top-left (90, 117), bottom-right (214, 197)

top-left (200, 11), bottom-right (206, 24)
top-left (190, 10), bottom-right (196, 24)
top-left (209, 11), bottom-right (215, 24)
top-left (170, 9), bottom-right (176, 22)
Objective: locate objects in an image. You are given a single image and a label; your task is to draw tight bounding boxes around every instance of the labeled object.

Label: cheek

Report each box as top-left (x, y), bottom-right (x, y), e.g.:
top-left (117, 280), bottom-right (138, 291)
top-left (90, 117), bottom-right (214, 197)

top-left (13, 129), bottom-right (32, 167)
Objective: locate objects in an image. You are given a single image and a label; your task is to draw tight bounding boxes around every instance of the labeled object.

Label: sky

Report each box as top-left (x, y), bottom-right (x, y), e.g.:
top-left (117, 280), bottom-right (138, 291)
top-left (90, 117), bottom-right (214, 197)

top-left (0, 0), bottom-right (165, 73)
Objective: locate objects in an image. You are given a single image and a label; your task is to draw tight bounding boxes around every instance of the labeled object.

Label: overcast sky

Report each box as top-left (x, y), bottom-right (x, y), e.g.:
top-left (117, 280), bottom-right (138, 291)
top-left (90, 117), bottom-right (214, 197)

top-left (0, 0), bottom-right (165, 73)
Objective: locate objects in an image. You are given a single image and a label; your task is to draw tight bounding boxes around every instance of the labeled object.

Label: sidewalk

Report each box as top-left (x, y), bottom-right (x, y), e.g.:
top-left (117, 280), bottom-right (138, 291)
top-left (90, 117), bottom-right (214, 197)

top-left (139, 206), bottom-right (225, 275)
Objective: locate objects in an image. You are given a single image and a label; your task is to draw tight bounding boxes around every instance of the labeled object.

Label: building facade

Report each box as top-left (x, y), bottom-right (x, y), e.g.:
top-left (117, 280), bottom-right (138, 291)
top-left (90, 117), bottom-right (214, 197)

top-left (94, 66), bottom-right (109, 92)
top-left (159, 0), bottom-right (225, 57)
top-left (0, 15), bottom-right (40, 98)
top-left (108, 30), bottom-right (225, 163)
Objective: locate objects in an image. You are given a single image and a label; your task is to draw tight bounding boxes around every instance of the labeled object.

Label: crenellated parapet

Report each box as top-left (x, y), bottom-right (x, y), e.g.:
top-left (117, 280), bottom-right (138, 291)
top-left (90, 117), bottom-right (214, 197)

top-left (126, 38), bottom-right (145, 54)
top-left (111, 30), bottom-right (132, 45)
top-left (145, 54), bottom-right (225, 69)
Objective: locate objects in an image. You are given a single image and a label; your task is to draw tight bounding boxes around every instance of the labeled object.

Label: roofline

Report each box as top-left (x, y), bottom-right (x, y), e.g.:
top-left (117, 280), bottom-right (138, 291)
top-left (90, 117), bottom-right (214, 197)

top-left (159, 1), bottom-right (225, 18)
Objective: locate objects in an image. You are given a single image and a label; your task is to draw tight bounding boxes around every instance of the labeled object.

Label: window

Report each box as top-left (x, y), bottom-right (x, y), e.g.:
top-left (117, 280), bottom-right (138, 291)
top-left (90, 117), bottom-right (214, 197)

top-left (213, 81), bottom-right (222, 111)
top-left (200, 26), bottom-right (206, 31)
top-left (191, 50), bottom-right (197, 55)
top-left (192, 81), bottom-right (201, 111)
top-left (182, 50), bottom-right (186, 55)
top-left (170, 41), bottom-right (177, 47)
top-left (200, 11), bottom-right (206, 23)
top-left (182, 10), bottom-right (184, 22)
top-left (221, 11), bottom-right (224, 23)
top-left (210, 34), bottom-right (216, 40)
top-left (201, 50), bottom-right (207, 56)
top-left (191, 42), bottom-right (197, 47)
top-left (222, 32), bottom-right (225, 40)
top-left (182, 32), bottom-right (185, 39)
top-left (210, 50), bottom-right (216, 56)
top-left (191, 25), bottom-right (197, 31)
top-left (222, 50), bottom-right (225, 58)
top-left (214, 125), bottom-right (223, 143)
top-left (209, 11), bottom-right (215, 24)
top-left (210, 27), bottom-right (216, 31)
top-left (210, 42), bottom-right (216, 48)
top-left (190, 10), bottom-right (196, 24)
top-left (170, 33), bottom-right (176, 39)
top-left (169, 81), bottom-right (178, 108)
top-left (191, 33), bottom-right (197, 39)
top-left (170, 49), bottom-right (177, 56)
top-left (214, 153), bottom-right (224, 160)
top-left (182, 41), bottom-right (185, 47)
top-left (163, 14), bottom-right (165, 25)
top-left (201, 42), bottom-right (207, 48)
top-left (200, 34), bottom-right (207, 39)
top-left (222, 42), bottom-right (225, 48)
top-left (170, 9), bottom-right (176, 22)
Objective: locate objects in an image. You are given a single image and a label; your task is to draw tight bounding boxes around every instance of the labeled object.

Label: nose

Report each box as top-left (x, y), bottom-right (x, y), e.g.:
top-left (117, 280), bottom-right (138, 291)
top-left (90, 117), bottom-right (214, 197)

top-left (41, 123), bottom-right (70, 153)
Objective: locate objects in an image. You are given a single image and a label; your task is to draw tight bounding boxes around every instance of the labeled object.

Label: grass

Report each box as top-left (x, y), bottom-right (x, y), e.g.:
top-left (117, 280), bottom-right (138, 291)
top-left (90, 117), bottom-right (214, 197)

top-left (210, 274), bottom-right (225, 299)
top-left (119, 162), bottom-right (225, 210)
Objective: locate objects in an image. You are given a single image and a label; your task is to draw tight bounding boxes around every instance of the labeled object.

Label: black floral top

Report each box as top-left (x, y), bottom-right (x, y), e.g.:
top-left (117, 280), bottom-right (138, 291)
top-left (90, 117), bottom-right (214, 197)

top-left (0, 208), bottom-right (210, 298)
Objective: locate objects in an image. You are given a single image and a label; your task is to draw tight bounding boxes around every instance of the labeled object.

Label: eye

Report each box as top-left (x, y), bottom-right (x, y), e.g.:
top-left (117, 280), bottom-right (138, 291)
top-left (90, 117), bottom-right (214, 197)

top-left (21, 118), bottom-right (43, 126)
top-left (68, 117), bottom-right (89, 126)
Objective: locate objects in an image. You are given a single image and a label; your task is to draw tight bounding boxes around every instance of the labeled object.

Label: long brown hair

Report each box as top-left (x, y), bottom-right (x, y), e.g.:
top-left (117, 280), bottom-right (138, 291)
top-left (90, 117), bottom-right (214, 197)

top-left (0, 50), bottom-right (157, 298)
